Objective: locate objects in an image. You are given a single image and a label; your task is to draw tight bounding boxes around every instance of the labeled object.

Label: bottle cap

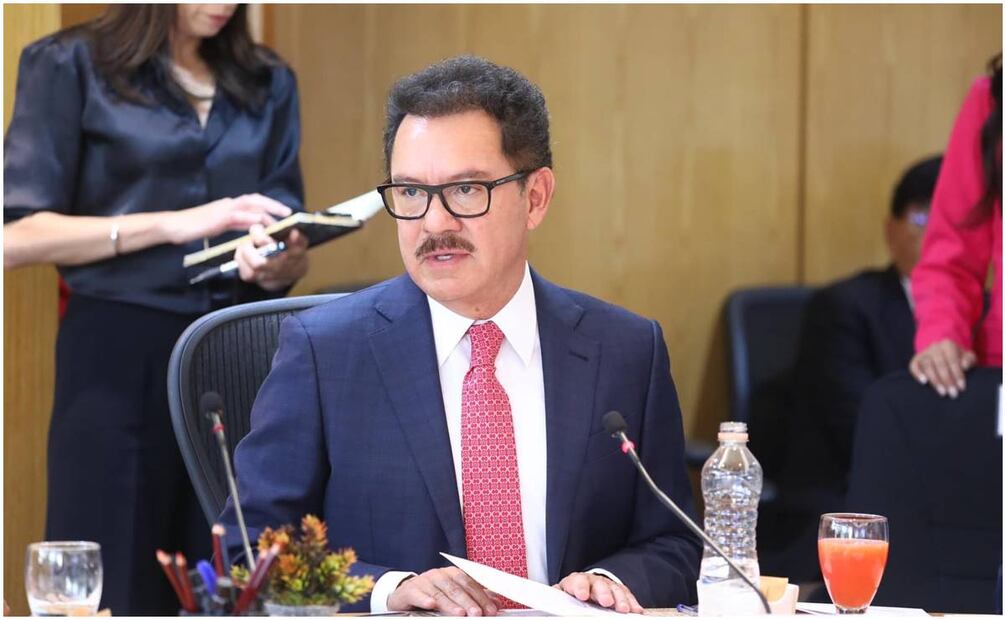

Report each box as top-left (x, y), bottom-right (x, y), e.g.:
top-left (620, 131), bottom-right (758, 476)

top-left (718, 421), bottom-right (748, 442)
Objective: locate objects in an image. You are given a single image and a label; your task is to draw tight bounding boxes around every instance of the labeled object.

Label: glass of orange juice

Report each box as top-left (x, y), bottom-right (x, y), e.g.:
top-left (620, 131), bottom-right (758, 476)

top-left (818, 513), bottom-right (889, 614)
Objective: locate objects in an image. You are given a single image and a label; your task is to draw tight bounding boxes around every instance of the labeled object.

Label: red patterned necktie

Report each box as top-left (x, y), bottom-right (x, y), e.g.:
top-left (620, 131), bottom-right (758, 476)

top-left (461, 321), bottom-right (528, 604)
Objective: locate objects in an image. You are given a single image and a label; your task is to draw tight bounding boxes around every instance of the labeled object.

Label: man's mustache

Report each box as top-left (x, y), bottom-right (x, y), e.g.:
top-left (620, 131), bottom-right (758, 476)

top-left (415, 233), bottom-right (476, 259)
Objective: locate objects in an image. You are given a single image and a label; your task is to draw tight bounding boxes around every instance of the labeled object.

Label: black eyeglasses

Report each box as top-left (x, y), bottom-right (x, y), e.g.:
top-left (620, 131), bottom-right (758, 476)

top-left (376, 171), bottom-right (530, 220)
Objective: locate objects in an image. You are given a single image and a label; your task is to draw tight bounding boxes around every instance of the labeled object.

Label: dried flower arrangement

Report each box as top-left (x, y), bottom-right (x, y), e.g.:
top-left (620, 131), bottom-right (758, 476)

top-left (231, 515), bottom-right (374, 608)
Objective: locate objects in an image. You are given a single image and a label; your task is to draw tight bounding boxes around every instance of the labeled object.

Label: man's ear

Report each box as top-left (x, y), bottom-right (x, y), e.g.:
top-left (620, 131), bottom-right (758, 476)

top-left (526, 167), bottom-right (555, 231)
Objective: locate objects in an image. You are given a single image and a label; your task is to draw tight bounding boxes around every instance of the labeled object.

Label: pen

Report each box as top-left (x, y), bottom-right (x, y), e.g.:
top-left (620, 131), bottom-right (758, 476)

top-left (156, 550), bottom-right (186, 610)
top-left (197, 559), bottom-right (218, 596)
top-left (175, 553), bottom-right (198, 613)
top-left (231, 543), bottom-right (281, 615)
top-left (212, 523), bottom-right (227, 577)
top-left (676, 603), bottom-right (698, 616)
top-left (189, 241), bottom-right (287, 285)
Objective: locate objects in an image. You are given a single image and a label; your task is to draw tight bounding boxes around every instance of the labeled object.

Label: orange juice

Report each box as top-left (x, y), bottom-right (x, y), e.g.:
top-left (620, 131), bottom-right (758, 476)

top-left (818, 538), bottom-right (889, 610)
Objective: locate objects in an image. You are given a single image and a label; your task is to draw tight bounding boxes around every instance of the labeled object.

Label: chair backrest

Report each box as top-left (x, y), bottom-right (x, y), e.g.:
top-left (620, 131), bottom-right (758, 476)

top-left (167, 294), bottom-right (347, 526)
top-left (725, 286), bottom-right (814, 476)
top-left (847, 369), bottom-right (1003, 613)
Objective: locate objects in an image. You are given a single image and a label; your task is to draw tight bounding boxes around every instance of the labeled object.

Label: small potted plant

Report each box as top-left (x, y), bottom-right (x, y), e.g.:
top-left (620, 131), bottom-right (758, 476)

top-left (232, 515), bottom-right (374, 616)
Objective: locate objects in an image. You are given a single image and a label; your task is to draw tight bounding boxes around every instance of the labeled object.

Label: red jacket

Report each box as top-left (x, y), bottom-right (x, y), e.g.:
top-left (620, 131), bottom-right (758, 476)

top-left (912, 76), bottom-right (1002, 366)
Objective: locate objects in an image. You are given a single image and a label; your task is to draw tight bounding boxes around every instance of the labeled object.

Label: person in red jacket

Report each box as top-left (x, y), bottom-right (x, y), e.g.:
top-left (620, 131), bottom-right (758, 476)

top-left (910, 55), bottom-right (1002, 397)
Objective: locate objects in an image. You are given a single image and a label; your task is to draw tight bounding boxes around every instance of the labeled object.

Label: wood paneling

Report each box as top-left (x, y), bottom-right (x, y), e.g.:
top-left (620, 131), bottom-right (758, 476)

top-left (4, 7), bottom-right (61, 615)
top-left (275, 3), bottom-right (999, 439)
top-left (59, 3), bottom-right (103, 28)
top-left (277, 5), bottom-right (804, 441)
top-left (804, 4), bottom-right (1002, 283)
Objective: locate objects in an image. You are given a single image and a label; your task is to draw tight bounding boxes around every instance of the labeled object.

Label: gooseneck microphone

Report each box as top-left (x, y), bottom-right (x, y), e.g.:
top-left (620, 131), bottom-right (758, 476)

top-left (602, 411), bottom-right (771, 614)
top-left (200, 391), bottom-right (256, 572)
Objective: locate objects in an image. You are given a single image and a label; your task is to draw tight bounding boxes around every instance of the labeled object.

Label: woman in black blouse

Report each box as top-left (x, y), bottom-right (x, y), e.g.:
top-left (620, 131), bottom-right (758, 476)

top-left (4, 5), bottom-right (308, 614)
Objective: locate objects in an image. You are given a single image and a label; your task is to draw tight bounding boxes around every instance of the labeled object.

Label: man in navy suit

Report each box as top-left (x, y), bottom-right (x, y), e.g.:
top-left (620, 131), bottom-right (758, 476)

top-left (761, 155), bottom-right (942, 582)
top-left (222, 56), bottom-right (701, 614)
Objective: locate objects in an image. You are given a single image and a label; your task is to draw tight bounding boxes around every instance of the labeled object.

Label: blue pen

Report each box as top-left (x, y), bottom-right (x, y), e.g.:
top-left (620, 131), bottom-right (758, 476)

top-left (676, 603), bottom-right (698, 616)
top-left (196, 559), bottom-right (217, 596)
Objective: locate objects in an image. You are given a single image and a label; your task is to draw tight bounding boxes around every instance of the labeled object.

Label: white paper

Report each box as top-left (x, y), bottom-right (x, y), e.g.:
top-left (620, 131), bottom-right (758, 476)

top-left (324, 190), bottom-right (385, 221)
top-left (796, 602), bottom-right (929, 616)
top-left (697, 579), bottom-right (767, 615)
top-left (441, 553), bottom-right (644, 617)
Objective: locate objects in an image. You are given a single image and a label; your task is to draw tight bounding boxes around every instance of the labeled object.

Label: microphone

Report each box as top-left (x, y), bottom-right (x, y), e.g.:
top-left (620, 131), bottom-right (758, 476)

top-left (602, 411), bottom-right (771, 614)
top-left (200, 391), bottom-right (256, 572)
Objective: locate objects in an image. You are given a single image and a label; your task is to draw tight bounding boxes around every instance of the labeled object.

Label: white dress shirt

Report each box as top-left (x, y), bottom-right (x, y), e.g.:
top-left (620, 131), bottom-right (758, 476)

top-left (432, 262), bottom-right (549, 585)
top-left (901, 275), bottom-right (915, 313)
top-left (370, 264), bottom-right (617, 612)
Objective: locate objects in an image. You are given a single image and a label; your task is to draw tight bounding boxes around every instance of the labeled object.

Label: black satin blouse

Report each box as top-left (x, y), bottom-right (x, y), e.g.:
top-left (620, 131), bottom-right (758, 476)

top-left (3, 33), bottom-right (304, 314)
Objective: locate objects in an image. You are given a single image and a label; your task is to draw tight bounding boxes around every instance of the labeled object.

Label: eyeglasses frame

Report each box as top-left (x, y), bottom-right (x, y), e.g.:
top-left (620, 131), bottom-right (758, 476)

top-left (376, 171), bottom-right (531, 220)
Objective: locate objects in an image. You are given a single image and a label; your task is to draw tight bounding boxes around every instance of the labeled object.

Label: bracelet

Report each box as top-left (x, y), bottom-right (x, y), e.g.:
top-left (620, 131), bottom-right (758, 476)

top-left (110, 221), bottom-right (121, 256)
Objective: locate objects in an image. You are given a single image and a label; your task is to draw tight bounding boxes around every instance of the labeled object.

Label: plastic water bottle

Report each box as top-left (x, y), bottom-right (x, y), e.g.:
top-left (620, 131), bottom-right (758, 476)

top-left (697, 421), bottom-right (764, 614)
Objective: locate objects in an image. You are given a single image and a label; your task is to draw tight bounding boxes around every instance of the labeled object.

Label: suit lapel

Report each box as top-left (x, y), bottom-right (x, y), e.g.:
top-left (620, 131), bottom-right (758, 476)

top-left (881, 266), bottom-right (916, 363)
top-left (368, 276), bottom-right (467, 557)
top-left (533, 272), bottom-right (601, 583)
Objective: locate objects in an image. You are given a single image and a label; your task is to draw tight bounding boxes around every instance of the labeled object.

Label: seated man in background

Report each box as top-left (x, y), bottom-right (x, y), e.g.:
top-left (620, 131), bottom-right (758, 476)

top-left (222, 55), bottom-right (701, 615)
top-left (761, 155), bottom-right (942, 582)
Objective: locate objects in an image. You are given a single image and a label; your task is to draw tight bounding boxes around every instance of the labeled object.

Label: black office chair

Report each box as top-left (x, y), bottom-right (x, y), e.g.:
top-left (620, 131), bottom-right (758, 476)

top-left (686, 286), bottom-right (814, 504)
top-left (684, 285), bottom-right (816, 519)
top-left (846, 369), bottom-right (1003, 613)
top-left (167, 293), bottom-right (347, 526)
top-left (727, 286), bottom-right (815, 481)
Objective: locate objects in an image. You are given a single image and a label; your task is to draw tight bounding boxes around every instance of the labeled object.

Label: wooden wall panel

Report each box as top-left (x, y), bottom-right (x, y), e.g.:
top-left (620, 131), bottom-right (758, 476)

top-left (60, 4), bottom-right (103, 28)
top-left (804, 4), bottom-right (1001, 284)
top-left (531, 5), bottom-right (802, 442)
top-left (4, 7), bottom-right (61, 615)
top-left (277, 5), bottom-right (804, 440)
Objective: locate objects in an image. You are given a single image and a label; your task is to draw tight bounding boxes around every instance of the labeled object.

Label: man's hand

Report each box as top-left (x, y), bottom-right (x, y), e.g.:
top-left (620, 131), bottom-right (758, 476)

top-left (387, 567), bottom-right (499, 616)
top-left (554, 572), bottom-right (644, 614)
top-left (909, 339), bottom-right (977, 398)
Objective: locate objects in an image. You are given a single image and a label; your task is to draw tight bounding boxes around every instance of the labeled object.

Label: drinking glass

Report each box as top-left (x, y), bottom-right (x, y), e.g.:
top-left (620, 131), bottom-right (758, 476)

top-left (25, 541), bottom-right (102, 616)
top-left (818, 513), bottom-right (889, 614)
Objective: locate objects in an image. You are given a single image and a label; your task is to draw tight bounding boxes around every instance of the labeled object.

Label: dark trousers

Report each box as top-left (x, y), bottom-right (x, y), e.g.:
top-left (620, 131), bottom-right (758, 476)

top-left (45, 295), bottom-right (210, 615)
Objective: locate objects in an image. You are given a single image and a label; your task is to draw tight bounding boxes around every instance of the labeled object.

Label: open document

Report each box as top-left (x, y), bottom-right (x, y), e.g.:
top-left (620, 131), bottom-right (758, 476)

top-left (441, 553), bottom-right (645, 617)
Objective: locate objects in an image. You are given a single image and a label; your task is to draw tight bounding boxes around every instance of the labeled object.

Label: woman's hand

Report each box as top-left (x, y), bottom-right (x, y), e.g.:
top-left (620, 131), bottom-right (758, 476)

top-left (3, 194), bottom-right (295, 269)
top-left (909, 339), bottom-right (977, 398)
top-left (235, 225), bottom-right (309, 291)
top-left (164, 194), bottom-right (292, 245)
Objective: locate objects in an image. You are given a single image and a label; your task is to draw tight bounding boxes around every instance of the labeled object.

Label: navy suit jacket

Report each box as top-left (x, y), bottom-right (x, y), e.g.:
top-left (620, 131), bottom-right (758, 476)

top-left (784, 265), bottom-right (914, 507)
top-left (221, 270), bottom-right (701, 609)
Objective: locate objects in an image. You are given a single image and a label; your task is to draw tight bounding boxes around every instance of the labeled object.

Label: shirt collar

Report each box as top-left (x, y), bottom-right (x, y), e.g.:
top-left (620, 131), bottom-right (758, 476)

top-left (427, 263), bottom-right (537, 368)
top-left (900, 274), bottom-right (915, 312)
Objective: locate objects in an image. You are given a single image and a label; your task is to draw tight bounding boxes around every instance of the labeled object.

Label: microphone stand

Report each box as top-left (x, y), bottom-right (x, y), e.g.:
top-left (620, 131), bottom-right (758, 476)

top-left (208, 409), bottom-right (256, 572)
top-left (606, 416), bottom-right (771, 614)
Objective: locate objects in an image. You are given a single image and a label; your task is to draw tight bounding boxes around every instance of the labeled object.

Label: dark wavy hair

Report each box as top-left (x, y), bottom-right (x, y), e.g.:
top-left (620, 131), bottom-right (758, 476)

top-left (71, 4), bottom-right (276, 111)
top-left (383, 55), bottom-right (553, 180)
top-left (976, 53), bottom-right (1002, 219)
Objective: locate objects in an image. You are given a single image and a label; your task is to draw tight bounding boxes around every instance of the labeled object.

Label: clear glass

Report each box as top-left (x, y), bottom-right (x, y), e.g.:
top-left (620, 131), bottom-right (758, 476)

top-left (25, 541), bottom-right (103, 616)
top-left (818, 513), bottom-right (889, 614)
